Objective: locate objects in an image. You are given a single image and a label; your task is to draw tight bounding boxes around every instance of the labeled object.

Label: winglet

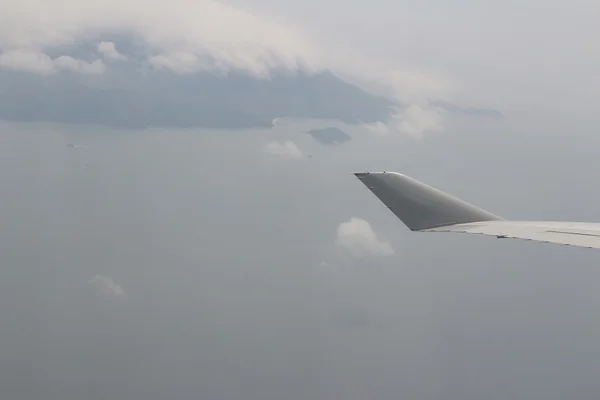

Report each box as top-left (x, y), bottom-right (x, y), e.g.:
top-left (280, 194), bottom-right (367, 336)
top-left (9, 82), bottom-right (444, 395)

top-left (354, 172), bottom-right (503, 231)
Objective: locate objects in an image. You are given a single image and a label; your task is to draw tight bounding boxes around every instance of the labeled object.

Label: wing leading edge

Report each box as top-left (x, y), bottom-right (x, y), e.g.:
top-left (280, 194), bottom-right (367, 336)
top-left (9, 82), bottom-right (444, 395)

top-left (354, 171), bottom-right (600, 249)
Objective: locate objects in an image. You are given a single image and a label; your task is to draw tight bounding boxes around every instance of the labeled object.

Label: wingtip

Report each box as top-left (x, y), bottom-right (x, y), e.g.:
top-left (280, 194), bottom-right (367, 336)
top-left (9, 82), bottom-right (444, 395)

top-left (354, 171), bottom-right (404, 179)
top-left (353, 170), bottom-right (502, 231)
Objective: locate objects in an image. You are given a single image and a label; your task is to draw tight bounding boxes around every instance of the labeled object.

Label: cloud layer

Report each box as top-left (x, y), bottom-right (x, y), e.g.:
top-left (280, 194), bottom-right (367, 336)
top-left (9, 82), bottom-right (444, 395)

top-left (0, 49), bottom-right (106, 75)
top-left (0, 0), bottom-right (322, 78)
top-left (0, 0), bottom-right (469, 137)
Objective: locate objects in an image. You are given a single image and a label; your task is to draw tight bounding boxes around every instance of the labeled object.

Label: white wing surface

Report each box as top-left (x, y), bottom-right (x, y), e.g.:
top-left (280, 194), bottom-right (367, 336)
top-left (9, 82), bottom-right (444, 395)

top-left (355, 171), bottom-right (600, 249)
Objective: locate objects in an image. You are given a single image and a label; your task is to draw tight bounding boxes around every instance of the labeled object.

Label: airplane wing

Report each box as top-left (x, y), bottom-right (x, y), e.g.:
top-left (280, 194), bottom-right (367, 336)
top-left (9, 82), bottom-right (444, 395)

top-left (354, 171), bottom-right (600, 249)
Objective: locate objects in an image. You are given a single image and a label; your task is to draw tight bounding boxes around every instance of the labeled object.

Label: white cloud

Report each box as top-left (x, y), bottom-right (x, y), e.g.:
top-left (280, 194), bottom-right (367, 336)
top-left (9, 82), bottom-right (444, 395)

top-left (264, 140), bottom-right (303, 159)
top-left (357, 104), bottom-right (445, 139)
top-left (0, 0), bottom-right (323, 78)
top-left (0, 49), bottom-right (105, 75)
top-left (53, 55), bottom-right (106, 74)
top-left (327, 52), bottom-right (456, 105)
top-left (390, 104), bottom-right (445, 138)
top-left (362, 121), bottom-right (390, 136)
top-left (0, 0), bottom-right (448, 103)
top-left (88, 275), bottom-right (126, 298)
top-left (97, 41), bottom-right (126, 61)
top-left (335, 217), bottom-right (394, 257)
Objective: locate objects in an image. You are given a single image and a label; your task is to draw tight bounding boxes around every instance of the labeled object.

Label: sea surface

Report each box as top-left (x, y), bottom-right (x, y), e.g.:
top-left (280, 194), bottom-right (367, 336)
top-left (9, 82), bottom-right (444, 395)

top-left (2, 117), bottom-right (600, 399)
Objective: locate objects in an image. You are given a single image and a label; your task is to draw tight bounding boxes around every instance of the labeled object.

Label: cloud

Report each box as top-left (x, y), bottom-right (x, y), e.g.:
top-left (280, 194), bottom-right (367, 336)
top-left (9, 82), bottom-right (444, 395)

top-left (362, 121), bottom-right (390, 136)
top-left (0, 0), bottom-right (322, 78)
top-left (0, 49), bottom-right (105, 75)
top-left (335, 217), bottom-right (394, 257)
top-left (0, 0), bottom-right (464, 136)
top-left (0, 0), bottom-right (448, 95)
top-left (97, 41), bottom-right (126, 61)
top-left (390, 104), bottom-right (445, 138)
top-left (264, 140), bottom-right (303, 159)
top-left (88, 275), bottom-right (126, 298)
top-left (335, 58), bottom-right (455, 105)
top-left (359, 104), bottom-right (444, 138)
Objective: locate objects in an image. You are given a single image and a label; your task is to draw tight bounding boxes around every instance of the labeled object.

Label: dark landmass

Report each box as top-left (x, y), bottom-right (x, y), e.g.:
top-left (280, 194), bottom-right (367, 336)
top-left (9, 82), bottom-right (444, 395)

top-left (0, 39), bottom-right (502, 129)
top-left (306, 127), bottom-right (352, 145)
top-left (0, 66), bottom-right (395, 129)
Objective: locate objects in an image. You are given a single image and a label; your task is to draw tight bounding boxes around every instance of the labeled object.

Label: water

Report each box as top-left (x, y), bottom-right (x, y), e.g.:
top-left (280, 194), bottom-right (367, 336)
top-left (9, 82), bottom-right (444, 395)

top-left (2, 118), bottom-right (600, 399)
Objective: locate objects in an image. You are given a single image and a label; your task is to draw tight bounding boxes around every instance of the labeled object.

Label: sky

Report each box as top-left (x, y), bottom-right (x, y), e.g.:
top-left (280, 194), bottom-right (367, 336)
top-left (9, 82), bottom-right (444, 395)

top-left (1, 0), bottom-right (600, 398)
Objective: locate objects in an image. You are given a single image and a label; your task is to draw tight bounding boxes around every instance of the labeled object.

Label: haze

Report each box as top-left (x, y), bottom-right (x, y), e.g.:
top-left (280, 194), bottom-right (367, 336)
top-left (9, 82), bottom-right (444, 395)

top-left (1, 0), bottom-right (600, 399)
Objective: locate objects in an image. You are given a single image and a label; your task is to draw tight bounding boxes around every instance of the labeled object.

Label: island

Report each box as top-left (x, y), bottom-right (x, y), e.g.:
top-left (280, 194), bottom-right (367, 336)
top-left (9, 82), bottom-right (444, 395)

top-left (306, 127), bottom-right (352, 145)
